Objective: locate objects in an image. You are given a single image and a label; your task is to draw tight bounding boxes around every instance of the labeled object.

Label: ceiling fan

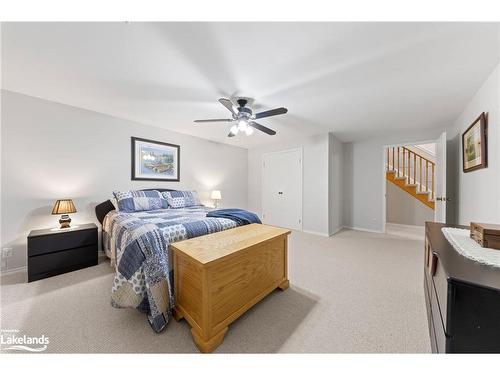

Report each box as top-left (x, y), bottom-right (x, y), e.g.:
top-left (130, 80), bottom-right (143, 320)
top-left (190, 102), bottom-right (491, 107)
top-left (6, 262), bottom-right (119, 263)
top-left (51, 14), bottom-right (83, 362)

top-left (194, 98), bottom-right (288, 137)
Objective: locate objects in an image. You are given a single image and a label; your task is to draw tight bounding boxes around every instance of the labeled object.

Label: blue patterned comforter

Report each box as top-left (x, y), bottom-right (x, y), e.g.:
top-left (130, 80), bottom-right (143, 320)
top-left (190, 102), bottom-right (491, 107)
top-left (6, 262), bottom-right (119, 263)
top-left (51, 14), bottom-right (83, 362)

top-left (102, 206), bottom-right (238, 332)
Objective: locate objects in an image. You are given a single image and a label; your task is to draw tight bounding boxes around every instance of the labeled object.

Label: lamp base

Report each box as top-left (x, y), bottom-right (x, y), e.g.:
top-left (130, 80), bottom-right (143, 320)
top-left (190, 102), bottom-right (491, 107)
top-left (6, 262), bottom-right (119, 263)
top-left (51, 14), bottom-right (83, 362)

top-left (59, 214), bottom-right (72, 229)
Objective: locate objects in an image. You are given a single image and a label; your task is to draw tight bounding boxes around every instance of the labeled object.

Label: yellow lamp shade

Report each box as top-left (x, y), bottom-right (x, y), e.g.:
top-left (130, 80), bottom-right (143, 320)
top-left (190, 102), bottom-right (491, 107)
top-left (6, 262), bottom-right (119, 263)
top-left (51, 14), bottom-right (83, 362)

top-left (210, 190), bottom-right (222, 200)
top-left (51, 199), bottom-right (77, 215)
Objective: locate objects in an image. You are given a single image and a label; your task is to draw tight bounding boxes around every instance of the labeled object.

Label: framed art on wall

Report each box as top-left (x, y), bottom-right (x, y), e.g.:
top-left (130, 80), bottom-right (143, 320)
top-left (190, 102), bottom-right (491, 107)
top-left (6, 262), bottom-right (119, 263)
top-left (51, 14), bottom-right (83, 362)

top-left (131, 137), bottom-right (180, 181)
top-left (462, 112), bottom-right (487, 173)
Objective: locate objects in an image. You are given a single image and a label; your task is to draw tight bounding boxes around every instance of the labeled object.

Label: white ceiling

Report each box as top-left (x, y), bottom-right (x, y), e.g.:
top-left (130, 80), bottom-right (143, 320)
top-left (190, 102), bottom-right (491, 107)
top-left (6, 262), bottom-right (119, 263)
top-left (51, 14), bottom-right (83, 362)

top-left (2, 22), bottom-right (499, 148)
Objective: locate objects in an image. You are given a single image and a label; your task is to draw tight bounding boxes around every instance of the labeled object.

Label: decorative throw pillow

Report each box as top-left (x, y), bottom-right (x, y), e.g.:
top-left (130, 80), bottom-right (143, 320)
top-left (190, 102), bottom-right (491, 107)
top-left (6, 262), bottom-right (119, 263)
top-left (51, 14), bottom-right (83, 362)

top-left (113, 190), bottom-right (167, 212)
top-left (162, 190), bottom-right (201, 208)
top-left (110, 197), bottom-right (119, 211)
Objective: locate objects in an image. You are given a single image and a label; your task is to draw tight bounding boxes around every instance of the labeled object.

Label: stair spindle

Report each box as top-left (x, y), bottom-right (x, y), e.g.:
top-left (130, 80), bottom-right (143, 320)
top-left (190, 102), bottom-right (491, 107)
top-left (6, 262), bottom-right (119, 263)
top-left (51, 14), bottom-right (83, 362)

top-left (392, 147), bottom-right (395, 171)
top-left (413, 153), bottom-right (416, 184)
top-left (407, 148), bottom-right (411, 181)
top-left (386, 148), bottom-right (389, 171)
top-left (402, 148), bottom-right (405, 180)
top-left (397, 147), bottom-right (400, 177)
top-left (419, 157), bottom-right (422, 192)
top-left (432, 163), bottom-right (435, 200)
top-left (425, 160), bottom-right (428, 191)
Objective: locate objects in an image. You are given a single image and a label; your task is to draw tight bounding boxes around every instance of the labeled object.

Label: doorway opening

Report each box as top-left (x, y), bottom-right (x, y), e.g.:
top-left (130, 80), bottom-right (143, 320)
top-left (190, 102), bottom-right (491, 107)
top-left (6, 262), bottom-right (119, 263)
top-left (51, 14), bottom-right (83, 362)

top-left (382, 132), bottom-right (447, 237)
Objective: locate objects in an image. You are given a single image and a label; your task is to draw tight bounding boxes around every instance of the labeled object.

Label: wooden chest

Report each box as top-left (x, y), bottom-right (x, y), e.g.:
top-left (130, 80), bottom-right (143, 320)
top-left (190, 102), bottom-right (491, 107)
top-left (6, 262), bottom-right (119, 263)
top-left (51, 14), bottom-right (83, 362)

top-left (470, 222), bottom-right (500, 250)
top-left (171, 223), bottom-right (290, 353)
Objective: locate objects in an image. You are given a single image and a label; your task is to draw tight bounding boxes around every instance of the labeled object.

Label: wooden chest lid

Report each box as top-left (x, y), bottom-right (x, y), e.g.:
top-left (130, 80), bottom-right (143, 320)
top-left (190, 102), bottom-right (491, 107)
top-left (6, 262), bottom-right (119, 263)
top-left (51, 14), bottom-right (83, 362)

top-left (471, 222), bottom-right (500, 236)
top-left (170, 223), bottom-right (291, 264)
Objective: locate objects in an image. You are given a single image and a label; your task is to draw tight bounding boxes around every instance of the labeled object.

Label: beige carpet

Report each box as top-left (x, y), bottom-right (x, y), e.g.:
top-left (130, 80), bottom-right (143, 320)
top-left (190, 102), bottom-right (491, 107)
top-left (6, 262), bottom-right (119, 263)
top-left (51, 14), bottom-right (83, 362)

top-left (0, 227), bottom-right (430, 353)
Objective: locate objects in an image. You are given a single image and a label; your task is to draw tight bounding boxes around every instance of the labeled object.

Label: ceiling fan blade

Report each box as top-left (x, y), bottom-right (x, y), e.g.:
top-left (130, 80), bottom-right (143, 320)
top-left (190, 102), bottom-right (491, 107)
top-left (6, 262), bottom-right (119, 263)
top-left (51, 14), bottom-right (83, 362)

top-left (218, 98), bottom-right (237, 116)
top-left (194, 119), bottom-right (233, 123)
top-left (249, 121), bottom-right (276, 136)
top-left (254, 107), bottom-right (288, 119)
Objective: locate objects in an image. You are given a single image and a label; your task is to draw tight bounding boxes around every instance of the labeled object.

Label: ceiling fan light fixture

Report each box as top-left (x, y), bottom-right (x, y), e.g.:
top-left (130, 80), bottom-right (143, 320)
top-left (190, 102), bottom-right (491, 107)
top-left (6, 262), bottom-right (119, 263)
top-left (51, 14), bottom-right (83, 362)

top-left (245, 126), bottom-right (254, 136)
top-left (229, 125), bottom-right (239, 135)
top-left (195, 97), bottom-right (285, 138)
top-left (238, 119), bottom-right (248, 131)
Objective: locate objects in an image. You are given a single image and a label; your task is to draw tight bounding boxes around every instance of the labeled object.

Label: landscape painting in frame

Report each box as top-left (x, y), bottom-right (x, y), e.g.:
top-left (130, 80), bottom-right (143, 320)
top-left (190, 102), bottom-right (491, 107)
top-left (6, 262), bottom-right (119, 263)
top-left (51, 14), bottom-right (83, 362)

top-left (462, 112), bottom-right (487, 173)
top-left (131, 137), bottom-right (180, 181)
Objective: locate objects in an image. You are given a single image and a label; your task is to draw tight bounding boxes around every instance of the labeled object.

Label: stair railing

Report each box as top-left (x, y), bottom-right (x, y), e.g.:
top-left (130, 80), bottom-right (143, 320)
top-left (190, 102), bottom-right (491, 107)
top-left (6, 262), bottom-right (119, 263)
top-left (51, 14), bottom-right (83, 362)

top-left (386, 146), bottom-right (435, 200)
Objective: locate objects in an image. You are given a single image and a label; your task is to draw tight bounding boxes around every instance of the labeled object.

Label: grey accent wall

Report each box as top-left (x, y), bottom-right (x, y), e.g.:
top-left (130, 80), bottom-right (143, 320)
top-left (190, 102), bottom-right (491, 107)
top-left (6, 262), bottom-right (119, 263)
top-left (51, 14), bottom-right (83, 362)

top-left (1, 90), bottom-right (248, 271)
top-left (446, 63), bottom-right (500, 225)
top-left (386, 181), bottom-right (434, 226)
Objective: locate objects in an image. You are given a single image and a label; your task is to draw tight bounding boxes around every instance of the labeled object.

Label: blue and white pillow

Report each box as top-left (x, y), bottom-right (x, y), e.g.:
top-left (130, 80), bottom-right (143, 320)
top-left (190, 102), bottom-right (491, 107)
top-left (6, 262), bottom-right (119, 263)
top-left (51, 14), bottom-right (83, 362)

top-left (113, 190), bottom-right (168, 212)
top-left (162, 190), bottom-right (201, 208)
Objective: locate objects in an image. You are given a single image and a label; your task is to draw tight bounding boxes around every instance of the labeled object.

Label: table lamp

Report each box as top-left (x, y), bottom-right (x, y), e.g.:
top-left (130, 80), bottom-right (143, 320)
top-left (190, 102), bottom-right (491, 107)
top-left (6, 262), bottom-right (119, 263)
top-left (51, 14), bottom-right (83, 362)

top-left (52, 199), bottom-right (77, 229)
top-left (210, 190), bottom-right (222, 208)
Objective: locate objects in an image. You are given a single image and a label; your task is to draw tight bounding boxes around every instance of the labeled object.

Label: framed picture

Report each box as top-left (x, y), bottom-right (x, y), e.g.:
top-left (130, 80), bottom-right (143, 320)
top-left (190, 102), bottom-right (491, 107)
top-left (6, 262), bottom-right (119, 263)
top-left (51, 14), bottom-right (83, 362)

top-left (131, 137), bottom-right (180, 181)
top-left (462, 112), bottom-right (487, 173)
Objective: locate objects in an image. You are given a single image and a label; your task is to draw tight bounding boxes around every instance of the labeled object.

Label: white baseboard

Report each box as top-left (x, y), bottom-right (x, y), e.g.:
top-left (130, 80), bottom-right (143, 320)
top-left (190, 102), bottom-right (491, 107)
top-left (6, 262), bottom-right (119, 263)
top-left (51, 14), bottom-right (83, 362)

top-left (329, 227), bottom-right (343, 236)
top-left (0, 266), bottom-right (27, 276)
top-left (302, 229), bottom-right (330, 237)
top-left (386, 222), bottom-right (425, 230)
top-left (342, 226), bottom-right (384, 234)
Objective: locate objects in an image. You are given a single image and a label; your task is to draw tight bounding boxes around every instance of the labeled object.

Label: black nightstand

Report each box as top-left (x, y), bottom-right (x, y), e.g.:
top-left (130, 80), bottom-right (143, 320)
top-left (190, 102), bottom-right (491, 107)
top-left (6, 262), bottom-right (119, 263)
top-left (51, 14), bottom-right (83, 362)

top-left (27, 223), bottom-right (98, 282)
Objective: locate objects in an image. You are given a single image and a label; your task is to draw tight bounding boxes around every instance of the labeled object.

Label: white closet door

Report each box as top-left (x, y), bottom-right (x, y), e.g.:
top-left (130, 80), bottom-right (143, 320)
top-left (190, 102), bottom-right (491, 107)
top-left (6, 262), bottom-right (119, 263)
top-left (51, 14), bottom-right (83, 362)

top-left (262, 148), bottom-right (302, 230)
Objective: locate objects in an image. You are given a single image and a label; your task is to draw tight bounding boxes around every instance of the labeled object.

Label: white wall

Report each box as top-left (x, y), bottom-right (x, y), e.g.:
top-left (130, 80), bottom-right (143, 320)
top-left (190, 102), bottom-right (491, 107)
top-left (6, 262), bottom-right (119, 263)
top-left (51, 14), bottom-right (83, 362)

top-left (386, 181), bottom-right (434, 226)
top-left (329, 133), bottom-right (343, 235)
top-left (342, 129), bottom-right (444, 232)
top-left (248, 133), bottom-right (330, 236)
top-left (413, 143), bottom-right (436, 158)
top-left (1, 90), bottom-right (248, 271)
top-left (406, 144), bottom-right (436, 163)
top-left (447, 63), bottom-right (500, 225)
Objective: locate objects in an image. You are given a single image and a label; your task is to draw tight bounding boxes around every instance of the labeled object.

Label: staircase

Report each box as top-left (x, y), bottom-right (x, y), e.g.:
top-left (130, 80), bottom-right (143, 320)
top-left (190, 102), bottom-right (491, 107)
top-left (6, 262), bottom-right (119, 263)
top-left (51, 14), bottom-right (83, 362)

top-left (386, 146), bottom-right (435, 210)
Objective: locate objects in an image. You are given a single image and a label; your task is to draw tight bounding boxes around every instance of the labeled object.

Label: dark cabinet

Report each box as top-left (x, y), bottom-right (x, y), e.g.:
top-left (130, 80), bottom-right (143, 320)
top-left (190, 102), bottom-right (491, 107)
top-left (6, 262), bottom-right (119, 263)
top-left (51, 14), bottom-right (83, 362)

top-left (28, 223), bottom-right (98, 282)
top-left (424, 222), bottom-right (500, 353)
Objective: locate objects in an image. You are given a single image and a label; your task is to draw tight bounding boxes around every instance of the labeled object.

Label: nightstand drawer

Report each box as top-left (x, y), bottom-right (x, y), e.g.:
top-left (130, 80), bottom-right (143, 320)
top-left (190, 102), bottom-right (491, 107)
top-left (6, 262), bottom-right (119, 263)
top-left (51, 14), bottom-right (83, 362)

top-left (28, 245), bottom-right (97, 282)
top-left (28, 228), bottom-right (97, 256)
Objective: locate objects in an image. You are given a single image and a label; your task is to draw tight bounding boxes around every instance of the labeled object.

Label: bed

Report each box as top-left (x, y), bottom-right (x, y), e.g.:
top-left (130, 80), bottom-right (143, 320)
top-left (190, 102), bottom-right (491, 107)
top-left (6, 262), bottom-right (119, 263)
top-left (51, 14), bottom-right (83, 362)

top-left (95, 189), bottom-right (244, 332)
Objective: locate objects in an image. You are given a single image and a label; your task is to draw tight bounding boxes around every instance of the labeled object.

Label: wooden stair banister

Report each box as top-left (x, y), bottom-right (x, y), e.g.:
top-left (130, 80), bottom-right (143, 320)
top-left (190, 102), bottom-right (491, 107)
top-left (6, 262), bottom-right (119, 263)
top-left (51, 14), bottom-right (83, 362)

top-left (386, 145), bottom-right (435, 210)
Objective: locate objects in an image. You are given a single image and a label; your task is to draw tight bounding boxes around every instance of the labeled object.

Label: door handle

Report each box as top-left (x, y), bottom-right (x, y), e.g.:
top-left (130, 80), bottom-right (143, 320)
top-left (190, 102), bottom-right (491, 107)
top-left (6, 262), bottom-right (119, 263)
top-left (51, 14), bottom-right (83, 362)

top-left (436, 197), bottom-right (451, 202)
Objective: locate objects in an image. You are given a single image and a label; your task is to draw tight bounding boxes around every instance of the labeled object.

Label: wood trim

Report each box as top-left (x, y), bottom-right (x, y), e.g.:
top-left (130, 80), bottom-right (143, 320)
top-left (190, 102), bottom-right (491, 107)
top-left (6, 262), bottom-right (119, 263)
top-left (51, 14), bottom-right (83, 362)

top-left (413, 153), bottom-right (416, 183)
top-left (402, 146), bottom-right (435, 167)
top-left (387, 170), bottom-right (435, 210)
top-left (387, 145), bottom-right (435, 205)
top-left (432, 164), bottom-right (435, 199)
top-left (397, 147), bottom-right (400, 177)
top-left (402, 147), bottom-right (405, 178)
top-left (425, 160), bottom-right (429, 191)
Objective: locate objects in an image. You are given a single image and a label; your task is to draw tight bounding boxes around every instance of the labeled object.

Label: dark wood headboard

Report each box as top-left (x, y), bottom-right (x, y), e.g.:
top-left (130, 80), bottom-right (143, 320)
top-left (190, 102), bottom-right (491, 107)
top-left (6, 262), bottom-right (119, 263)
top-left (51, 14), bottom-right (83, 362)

top-left (94, 188), bottom-right (177, 225)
